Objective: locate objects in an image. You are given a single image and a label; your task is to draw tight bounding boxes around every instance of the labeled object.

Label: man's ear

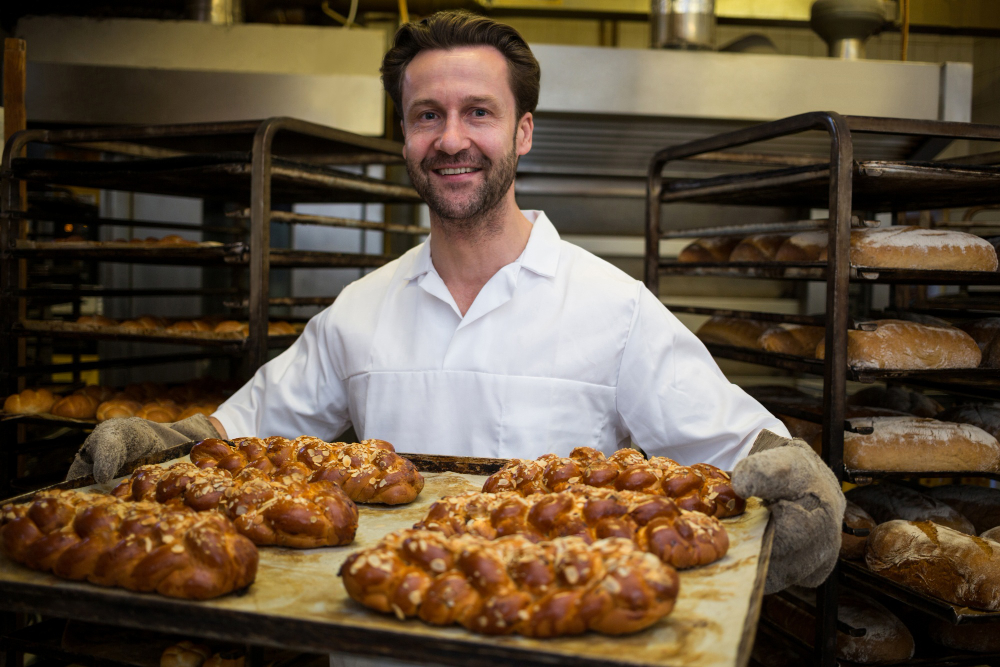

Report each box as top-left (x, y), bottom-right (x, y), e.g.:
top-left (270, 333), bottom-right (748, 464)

top-left (516, 112), bottom-right (534, 157)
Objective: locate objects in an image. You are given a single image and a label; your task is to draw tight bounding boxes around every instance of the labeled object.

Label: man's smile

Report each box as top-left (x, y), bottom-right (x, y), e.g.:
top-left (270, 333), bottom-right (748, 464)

top-left (436, 167), bottom-right (480, 175)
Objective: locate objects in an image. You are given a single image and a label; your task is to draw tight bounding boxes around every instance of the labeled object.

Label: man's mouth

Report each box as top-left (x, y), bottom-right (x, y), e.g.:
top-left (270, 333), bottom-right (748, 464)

top-left (434, 167), bottom-right (481, 175)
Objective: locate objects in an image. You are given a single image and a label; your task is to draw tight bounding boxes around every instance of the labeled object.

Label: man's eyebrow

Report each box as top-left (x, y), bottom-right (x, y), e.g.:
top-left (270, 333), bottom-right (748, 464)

top-left (407, 95), bottom-right (502, 110)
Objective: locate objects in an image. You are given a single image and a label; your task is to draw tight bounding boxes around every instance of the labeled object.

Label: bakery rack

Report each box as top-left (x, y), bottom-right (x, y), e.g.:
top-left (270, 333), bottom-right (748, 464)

top-left (644, 112), bottom-right (1000, 667)
top-left (0, 118), bottom-right (424, 496)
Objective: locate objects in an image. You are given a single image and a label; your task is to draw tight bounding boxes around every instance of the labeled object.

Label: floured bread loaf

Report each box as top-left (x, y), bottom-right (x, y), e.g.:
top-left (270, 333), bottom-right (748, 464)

top-left (841, 501), bottom-right (876, 560)
top-left (696, 316), bottom-right (771, 349)
top-left (761, 588), bottom-right (914, 664)
top-left (844, 416), bottom-right (1000, 473)
top-left (866, 520), bottom-right (1000, 611)
top-left (960, 317), bottom-right (1000, 350)
top-left (815, 320), bottom-right (981, 370)
top-left (984, 336), bottom-right (1000, 369)
top-left (983, 526), bottom-right (1000, 542)
top-left (847, 386), bottom-right (942, 418)
top-left (937, 403), bottom-right (1000, 440)
top-left (927, 618), bottom-right (1000, 653)
top-left (926, 485), bottom-right (1000, 535)
top-left (775, 231), bottom-right (827, 262)
top-left (729, 234), bottom-right (791, 262)
top-left (817, 226), bottom-right (999, 272)
top-left (677, 237), bottom-right (741, 262)
top-left (846, 483), bottom-right (975, 534)
top-left (758, 324), bottom-right (825, 356)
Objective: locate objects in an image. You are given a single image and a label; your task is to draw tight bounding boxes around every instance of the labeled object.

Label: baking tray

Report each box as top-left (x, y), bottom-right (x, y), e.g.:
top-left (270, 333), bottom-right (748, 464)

top-left (0, 449), bottom-right (772, 667)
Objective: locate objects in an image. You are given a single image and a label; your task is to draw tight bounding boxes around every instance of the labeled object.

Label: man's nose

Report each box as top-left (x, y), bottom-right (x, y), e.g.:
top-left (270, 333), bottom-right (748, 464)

top-left (434, 114), bottom-right (471, 155)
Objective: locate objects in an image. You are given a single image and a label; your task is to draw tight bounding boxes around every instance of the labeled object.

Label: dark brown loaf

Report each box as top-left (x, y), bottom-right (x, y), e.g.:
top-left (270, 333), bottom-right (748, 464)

top-left (847, 386), bottom-right (942, 418)
top-left (846, 483), bottom-right (975, 534)
top-left (481, 446), bottom-right (745, 518)
top-left (865, 520), bottom-right (1000, 611)
top-left (937, 403), bottom-right (1000, 440)
top-left (816, 320), bottom-right (981, 370)
top-left (112, 462), bottom-right (359, 548)
top-left (189, 436), bottom-right (424, 505)
top-left (844, 416), bottom-right (1000, 473)
top-left (927, 618), bottom-right (1000, 653)
top-left (695, 316), bottom-right (771, 350)
top-left (677, 236), bottom-right (742, 262)
top-left (340, 530), bottom-right (680, 637)
top-left (959, 317), bottom-right (1000, 349)
top-left (926, 484), bottom-right (1000, 535)
top-left (0, 490), bottom-right (257, 599)
top-left (729, 234), bottom-right (791, 262)
top-left (415, 486), bottom-right (729, 569)
top-left (761, 588), bottom-right (914, 664)
top-left (841, 500), bottom-right (876, 560)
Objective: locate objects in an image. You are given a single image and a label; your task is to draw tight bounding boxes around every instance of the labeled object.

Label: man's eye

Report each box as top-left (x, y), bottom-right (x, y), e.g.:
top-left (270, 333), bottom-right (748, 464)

top-left (473, 109), bottom-right (488, 117)
top-left (419, 112), bottom-right (436, 121)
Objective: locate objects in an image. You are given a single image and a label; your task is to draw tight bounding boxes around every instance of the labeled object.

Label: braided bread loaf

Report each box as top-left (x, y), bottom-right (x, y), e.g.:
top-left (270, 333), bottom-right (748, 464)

top-left (415, 486), bottom-right (728, 569)
top-left (0, 490), bottom-right (257, 599)
top-left (112, 461), bottom-right (358, 548)
top-left (340, 529), bottom-right (679, 637)
top-left (190, 437), bottom-right (423, 505)
top-left (483, 447), bottom-right (745, 518)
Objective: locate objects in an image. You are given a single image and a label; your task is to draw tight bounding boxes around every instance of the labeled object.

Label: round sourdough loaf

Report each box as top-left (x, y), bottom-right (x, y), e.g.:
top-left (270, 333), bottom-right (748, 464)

top-left (926, 484), bottom-right (1000, 535)
top-left (866, 520), bottom-right (1000, 611)
top-left (841, 500), bottom-right (876, 560)
top-left (844, 417), bottom-right (1000, 473)
top-left (815, 320), bottom-right (981, 370)
top-left (846, 483), bottom-right (975, 534)
top-left (677, 236), bottom-right (742, 262)
top-left (817, 226), bottom-right (999, 271)
top-left (695, 316), bottom-right (771, 349)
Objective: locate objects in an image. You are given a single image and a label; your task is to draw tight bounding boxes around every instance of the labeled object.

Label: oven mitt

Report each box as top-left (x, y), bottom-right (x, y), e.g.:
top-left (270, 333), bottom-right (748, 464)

top-left (731, 429), bottom-right (846, 594)
top-left (67, 414), bottom-right (220, 484)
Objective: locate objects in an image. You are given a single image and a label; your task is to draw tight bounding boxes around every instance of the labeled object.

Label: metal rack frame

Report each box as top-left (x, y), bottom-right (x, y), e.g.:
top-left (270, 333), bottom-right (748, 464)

top-left (644, 112), bottom-right (1000, 667)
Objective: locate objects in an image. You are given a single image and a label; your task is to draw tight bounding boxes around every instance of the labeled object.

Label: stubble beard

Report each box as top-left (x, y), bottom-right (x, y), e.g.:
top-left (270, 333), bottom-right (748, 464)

top-left (406, 138), bottom-right (519, 241)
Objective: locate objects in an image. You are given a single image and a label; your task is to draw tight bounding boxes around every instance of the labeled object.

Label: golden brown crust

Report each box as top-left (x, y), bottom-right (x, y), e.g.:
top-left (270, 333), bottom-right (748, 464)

top-left (0, 489), bottom-right (257, 599)
top-left (481, 447), bottom-right (745, 518)
top-left (695, 317), bottom-right (772, 350)
top-left (190, 436), bottom-right (424, 505)
top-left (816, 320), bottom-right (981, 370)
top-left (3, 388), bottom-right (57, 415)
top-left (50, 393), bottom-right (99, 419)
top-left (415, 486), bottom-right (728, 569)
top-left (112, 462), bottom-right (358, 549)
top-left (729, 234), bottom-right (791, 262)
top-left (758, 325), bottom-right (825, 357)
top-left (818, 226), bottom-right (999, 272)
top-left (96, 399), bottom-right (143, 422)
top-left (677, 237), bottom-right (742, 263)
top-left (841, 501), bottom-right (876, 560)
top-left (339, 530), bottom-right (679, 637)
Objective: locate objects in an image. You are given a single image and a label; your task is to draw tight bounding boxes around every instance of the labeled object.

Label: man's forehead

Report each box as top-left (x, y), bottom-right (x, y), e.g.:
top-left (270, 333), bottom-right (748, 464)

top-left (401, 45), bottom-right (512, 107)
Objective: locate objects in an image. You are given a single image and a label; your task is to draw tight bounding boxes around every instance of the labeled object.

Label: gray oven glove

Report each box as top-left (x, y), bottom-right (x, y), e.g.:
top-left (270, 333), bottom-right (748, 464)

top-left (66, 414), bottom-right (220, 484)
top-left (730, 429), bottom-right (846, 595)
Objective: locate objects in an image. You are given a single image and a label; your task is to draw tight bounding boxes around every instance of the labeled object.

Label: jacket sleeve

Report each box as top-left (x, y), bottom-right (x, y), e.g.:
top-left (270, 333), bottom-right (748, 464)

top-left (615, 285), bottom-right (789, 470)
top-left (212, 304), bottom-right (351, 440)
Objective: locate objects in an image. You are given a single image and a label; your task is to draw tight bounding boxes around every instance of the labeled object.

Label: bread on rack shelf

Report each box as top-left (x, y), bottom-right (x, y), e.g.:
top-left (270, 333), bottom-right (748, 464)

top-left (983, 335), bottom-right (1000, 369)
top-left (96, 399), bottom-right (143, 421)
top-left (845, 483), bottom-right (975, 534)
top-left (840, 501), bottom-right (875, 560)
top-left (774, 231), bottom-right (827, 262)
top-left (160, 641), bottom-right (212, 667)
top-left (137, 401), bottom-right (182, 423)
top-left (959, 316), bottom-right (1000, 349)
top-left (50, 393), bottom-right (99, 419)
top-left (758, 324), bottom-right (825, 356)
top-left (843, 416), bottom-right (1000, 473)
top-left (76, 315), bottom-right (118, 327)
top-left (189, 436), bottom-right (424, 505)
top-left (817, 226), bottom-right (999, 272)
top-left (120, 315), bottom-right (168, 331)
top-left (165, 320), bottom-right (214, 333)
top-left (925, 485), bottom-right (1000, 536)
top-left (112, 462), bottom-right (359, 548)
top-left (926, 617), bottom-right (1000, 654)
top-left (414, 486), bottom-right (729, 569)
top-left (677, 236), bottom-right (742, 262)
top-left (3, 388), bottom-right (57, 415)
top-left (695, 316), bottom-right (771, 350)
top-left (481, 446), bottom-right (745, 518)
top-left (815, 320), bottom-right (981, 370)
top-left (339, 529), bottom-right (680, 637)
top-left (866, 519), bottom-right (1000, 611)
top-left (177, 404), bottom-right (219, 420)
top-left (728, 234), bottom-right (791, 262)
top-left (0, 489), bottom-right (258, 599)
top-left (983, 526), bottom-right (1000, 542)
top-left (937, 403), bottom-right (1000, 440)
top-left (760, 588), bottom-right (915, 665)
top-left (846, 386), bottom-right (942, 418)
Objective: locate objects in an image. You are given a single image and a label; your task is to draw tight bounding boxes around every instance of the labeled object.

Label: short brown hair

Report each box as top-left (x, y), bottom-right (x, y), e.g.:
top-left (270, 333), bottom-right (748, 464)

top-left (381, 11), bottom-right (540, 122)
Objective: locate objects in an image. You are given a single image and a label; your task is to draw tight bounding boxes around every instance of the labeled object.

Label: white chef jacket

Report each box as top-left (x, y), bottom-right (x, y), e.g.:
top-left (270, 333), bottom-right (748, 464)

top-left (214, 210), bottom-right (788, 471)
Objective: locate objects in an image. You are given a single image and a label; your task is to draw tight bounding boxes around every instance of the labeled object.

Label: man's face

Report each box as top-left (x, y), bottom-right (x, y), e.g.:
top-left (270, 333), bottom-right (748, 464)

top-left (400, 45), bottom-right (533, 222)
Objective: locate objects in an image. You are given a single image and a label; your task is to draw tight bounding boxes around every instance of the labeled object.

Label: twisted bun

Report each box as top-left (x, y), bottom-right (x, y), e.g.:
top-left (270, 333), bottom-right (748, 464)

top-left (415, 486), bottom-right (729, 569)
top-left (483, 447), bottom-right (744, 518)
top-left (340, 530), bottom-right (679, 637)
top-left (50, 393), bottom-right (99, 419)
top-left (4, 388), bottom-right (57, 414)
top-left (96, 399), bottom-right (143, 422)
top-left (0, 490), bottom-right (257, 599)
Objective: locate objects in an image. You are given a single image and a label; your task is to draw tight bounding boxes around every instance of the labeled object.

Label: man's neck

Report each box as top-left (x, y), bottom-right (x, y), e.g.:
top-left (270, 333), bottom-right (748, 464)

top-left (428, 194), bottom-right (534, 316)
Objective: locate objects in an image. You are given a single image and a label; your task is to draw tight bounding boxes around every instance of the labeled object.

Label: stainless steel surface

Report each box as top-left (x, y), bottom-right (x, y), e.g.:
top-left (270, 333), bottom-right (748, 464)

top-left (810, 0), bottom-right (886, 60)
top-left (828, 37), bottom-right (865, 59)
top-left (187, 0), bottom-right (244, 24)
top-left (651, 0), bottom-right (716, 50)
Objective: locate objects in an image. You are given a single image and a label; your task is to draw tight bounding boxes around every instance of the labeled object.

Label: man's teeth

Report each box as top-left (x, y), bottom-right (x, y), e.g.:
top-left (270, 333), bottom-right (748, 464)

top-left (438, 167), bottom-right (477, 175)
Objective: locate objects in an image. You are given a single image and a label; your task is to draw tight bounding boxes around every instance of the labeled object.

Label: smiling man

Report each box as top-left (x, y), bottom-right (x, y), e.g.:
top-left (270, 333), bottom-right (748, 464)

top-left (71, 11), bottom-right (844, 600)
